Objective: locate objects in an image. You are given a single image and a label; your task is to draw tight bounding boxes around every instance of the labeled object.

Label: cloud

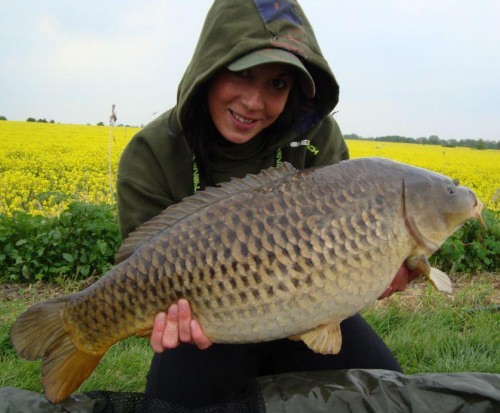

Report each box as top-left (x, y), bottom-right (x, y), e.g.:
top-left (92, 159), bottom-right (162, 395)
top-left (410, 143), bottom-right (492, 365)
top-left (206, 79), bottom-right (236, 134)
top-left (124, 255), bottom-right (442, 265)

top-left (302, 0), bottom-right (500, 140)
top-left (0, 1), bottom-right (208, 125)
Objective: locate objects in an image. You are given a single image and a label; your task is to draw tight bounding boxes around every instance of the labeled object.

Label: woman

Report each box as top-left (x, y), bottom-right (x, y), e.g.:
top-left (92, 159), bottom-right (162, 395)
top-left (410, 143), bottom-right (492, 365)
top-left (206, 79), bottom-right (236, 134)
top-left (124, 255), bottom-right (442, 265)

top-left (117, 0), bottom-right (413, 408)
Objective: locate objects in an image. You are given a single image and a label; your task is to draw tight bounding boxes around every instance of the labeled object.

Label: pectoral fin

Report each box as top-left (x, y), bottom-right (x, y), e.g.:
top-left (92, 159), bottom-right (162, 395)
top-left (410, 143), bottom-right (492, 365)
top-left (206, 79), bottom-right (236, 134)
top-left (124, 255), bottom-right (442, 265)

top-left (429, 267), bottom-right (453, 294)
top-left (289, 321), bottom-right (342, 355)
top-left (407, 255), bottom-right (452, 294)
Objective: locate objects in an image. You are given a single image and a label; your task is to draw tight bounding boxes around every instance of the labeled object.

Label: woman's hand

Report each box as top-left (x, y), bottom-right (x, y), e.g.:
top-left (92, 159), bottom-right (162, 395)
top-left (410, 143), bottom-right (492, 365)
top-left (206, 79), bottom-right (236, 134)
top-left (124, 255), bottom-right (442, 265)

top-left (150, 299), bottom-right (213, 353)
top-left (379, 263), bottom-right (421, 299)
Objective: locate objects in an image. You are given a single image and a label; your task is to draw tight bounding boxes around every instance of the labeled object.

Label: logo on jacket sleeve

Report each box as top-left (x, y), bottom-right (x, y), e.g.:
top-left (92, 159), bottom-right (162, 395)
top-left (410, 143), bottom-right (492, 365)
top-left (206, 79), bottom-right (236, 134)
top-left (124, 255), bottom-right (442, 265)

top-left (289, 139), bottom-right (319, 155)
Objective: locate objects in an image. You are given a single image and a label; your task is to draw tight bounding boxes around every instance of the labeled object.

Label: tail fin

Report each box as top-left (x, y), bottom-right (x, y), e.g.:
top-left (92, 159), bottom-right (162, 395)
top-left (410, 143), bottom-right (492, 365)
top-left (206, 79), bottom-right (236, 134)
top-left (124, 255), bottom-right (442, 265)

top-left (10, 297), bottom-right (103, 403)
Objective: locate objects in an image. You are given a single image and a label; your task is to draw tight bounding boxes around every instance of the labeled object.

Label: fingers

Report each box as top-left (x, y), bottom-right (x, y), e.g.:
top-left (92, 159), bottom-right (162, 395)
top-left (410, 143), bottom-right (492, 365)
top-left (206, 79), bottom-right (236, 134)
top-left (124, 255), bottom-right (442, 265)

top-left (391, 266), bottom-right (409, 293)
top-left (191, 319), bottom-right (213, 350)
top-left (379, 265), bottom-right (411, 299)
top-left (378, 286), bottom-right (393, 299)
top-left (407, 267), bottom-right (421, 283)
top-left (150, 299), bottom-right (213, 353)
top-left (177, 299), bottom-right (193, 343)
top-left (163, 303), bottom-right (181, 349)
top-left (150, 312), bottom-right (167, 353)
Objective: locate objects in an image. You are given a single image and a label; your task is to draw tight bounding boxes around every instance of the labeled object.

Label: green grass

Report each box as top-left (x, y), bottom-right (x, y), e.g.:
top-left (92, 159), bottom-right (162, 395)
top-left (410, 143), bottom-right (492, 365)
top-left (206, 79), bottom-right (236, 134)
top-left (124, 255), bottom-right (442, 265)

top-left (0, 282), bottom-right (151, 394)
top-left (1, 273), bottom-right (498, 395)
top-left (364, 274), bottom-right (499, 373)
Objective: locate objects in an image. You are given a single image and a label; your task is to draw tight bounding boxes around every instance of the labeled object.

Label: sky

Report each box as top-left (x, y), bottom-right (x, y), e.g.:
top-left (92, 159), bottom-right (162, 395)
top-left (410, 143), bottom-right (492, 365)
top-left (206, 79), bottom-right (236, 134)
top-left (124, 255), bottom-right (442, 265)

top-left (1, 0), bottom-right (499, 142)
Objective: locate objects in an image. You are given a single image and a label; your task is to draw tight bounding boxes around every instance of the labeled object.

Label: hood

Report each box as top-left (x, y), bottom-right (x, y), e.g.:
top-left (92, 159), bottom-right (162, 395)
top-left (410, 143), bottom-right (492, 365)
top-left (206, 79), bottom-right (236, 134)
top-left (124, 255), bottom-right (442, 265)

top-left (176, 0), bottom-right (340, 148)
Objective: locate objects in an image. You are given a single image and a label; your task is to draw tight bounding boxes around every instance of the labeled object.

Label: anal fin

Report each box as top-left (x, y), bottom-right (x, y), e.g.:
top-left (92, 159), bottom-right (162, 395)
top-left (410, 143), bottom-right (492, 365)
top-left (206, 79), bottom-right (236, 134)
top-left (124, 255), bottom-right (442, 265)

top-left (290, 322), bottom-right (342, 355)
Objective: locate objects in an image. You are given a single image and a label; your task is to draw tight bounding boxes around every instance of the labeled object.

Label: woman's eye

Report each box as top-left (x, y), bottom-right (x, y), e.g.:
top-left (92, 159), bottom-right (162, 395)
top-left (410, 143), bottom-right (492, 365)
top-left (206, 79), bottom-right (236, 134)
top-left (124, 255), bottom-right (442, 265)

top-left (271, 78), bottom-right (288, 90)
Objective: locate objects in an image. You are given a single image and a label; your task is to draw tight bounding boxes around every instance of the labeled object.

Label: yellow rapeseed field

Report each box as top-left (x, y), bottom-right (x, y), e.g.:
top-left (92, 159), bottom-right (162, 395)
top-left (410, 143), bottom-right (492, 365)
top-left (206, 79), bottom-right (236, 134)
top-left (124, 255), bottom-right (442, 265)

top-left (1, 121), bottom-right (138, 216)
top-left (1, 121), bottom-right (499, 216)
top-left (348, 139), bottom-right (500, 213)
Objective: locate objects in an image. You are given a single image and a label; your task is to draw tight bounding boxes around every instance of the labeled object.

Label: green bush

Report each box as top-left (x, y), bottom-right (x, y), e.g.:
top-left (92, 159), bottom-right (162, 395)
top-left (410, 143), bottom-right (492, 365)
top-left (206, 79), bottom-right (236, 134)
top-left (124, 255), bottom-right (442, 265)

top-left (0, 202), bottom-right (121, 283)
top-left (430, 208), bottom-right (500, 273)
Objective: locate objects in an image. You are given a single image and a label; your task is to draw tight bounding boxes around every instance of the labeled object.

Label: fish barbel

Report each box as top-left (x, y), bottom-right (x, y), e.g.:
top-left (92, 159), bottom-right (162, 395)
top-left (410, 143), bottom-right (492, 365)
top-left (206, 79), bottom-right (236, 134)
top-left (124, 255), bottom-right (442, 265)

top-left (10, 157), bottom-right (483, 403)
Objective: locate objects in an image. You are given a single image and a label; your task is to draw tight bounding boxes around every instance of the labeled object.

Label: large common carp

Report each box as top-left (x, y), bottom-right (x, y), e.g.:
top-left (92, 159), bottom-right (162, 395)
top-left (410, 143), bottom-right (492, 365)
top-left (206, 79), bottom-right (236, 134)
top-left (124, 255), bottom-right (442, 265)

top-left (11, 157), bottom-right (483, 403)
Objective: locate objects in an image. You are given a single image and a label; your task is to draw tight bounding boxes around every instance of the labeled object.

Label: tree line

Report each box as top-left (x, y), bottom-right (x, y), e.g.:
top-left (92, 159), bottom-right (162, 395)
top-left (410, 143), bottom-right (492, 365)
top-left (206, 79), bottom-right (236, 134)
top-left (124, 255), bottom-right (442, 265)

top-left (0, 116), bottom-right (138, 128)
top-left (344, 134), bottom-right (500, 150)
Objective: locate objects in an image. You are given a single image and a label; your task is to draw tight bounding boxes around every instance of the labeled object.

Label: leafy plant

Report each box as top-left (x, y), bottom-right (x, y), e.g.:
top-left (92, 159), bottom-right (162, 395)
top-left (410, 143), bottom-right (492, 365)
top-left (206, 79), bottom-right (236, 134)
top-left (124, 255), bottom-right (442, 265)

top-left (0, 202), bottom-right (121, 283)
top-left (430, 208), bottom-right (500, 273)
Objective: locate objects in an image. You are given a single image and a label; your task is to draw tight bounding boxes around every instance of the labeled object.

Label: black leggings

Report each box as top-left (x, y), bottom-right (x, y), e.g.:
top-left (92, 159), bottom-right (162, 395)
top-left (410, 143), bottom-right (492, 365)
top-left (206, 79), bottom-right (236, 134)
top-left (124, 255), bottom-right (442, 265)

top-left (145, 314), bottom-right (401, 408)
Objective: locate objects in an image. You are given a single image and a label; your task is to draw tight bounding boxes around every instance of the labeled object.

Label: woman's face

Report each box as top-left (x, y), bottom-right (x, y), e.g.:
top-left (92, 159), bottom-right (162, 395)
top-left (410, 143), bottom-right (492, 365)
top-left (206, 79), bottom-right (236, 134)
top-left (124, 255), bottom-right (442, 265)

top-left (207, 63), bottom-right (294, 144)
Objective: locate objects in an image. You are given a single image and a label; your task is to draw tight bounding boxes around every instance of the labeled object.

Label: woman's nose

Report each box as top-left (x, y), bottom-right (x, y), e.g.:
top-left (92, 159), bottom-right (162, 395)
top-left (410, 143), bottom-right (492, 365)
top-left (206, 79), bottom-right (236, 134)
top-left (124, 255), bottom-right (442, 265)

top-left (241, 85), bottom-right (265, 111)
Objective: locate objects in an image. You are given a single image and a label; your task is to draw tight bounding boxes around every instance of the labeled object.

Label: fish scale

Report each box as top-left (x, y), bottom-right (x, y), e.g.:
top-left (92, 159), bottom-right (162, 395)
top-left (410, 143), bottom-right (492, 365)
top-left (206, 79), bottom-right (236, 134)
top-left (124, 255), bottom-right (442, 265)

top-left (10, 157), bottom-right (483, 403)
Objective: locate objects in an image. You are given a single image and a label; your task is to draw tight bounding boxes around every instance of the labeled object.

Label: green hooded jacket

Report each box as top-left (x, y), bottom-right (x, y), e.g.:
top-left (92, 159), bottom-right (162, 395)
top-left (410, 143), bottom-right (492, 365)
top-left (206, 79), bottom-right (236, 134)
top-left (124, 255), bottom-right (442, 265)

top-left (117, 0), bottom-right (349, 237)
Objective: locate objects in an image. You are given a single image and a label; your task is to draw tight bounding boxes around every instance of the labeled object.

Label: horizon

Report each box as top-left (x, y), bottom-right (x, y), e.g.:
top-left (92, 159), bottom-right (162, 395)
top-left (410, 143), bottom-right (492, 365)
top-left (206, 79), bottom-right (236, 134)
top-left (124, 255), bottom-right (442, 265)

top-left (2, 118), bottom-right (498, 144)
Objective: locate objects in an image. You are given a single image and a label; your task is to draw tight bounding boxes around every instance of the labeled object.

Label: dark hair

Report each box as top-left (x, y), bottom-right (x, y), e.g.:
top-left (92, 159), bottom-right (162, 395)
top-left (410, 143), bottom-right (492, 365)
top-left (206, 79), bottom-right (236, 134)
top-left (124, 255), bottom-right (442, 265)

top-left (183, 80), bottom-right (302, 188)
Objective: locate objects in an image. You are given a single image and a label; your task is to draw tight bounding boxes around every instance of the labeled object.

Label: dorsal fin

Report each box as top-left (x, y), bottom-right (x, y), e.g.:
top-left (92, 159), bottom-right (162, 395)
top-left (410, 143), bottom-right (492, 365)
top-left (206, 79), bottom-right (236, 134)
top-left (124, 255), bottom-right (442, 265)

top-left (115, 162), bottom-right (298, 263)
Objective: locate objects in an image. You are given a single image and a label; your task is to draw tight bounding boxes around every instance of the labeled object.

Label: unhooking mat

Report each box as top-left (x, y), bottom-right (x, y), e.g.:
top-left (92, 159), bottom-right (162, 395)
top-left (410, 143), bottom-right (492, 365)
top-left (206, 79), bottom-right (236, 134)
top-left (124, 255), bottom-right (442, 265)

top-left (1, 369), bottom-right (499, 413)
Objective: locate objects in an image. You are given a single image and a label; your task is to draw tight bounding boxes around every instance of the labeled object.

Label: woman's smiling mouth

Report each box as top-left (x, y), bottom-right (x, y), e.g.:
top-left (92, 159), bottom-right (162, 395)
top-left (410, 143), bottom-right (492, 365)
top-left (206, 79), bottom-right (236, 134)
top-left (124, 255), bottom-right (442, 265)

top-left (229, 109), bottom-right (256, 125)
